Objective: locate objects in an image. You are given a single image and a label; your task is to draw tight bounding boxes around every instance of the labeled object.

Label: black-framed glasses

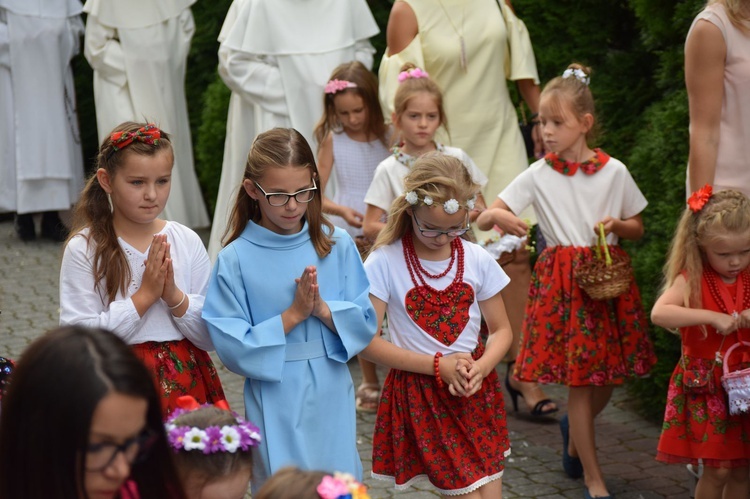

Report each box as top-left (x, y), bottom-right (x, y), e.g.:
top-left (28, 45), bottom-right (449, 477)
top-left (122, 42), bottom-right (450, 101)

top-left (412, 213), bottom-right (470, 238)
top-left (85, 429), bottom-right (157, 472)
top-left (253, 179), bottom-right (317, 207)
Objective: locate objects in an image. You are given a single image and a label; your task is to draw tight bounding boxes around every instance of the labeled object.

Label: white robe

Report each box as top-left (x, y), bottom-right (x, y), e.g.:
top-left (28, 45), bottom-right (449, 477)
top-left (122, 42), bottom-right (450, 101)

top-left (206, 0), bottom-right (379, 261)
top-left (0, 0), bottom-right (84, 214)
top-left (82, 0), bottom-right (210, 229)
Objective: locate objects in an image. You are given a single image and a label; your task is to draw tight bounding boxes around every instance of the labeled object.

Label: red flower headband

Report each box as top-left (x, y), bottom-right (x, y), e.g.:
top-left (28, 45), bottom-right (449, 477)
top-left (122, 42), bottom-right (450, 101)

top-left (109, 124), bottom-right (161, 155)
top-left (688, 184), bottom-right (712, 213)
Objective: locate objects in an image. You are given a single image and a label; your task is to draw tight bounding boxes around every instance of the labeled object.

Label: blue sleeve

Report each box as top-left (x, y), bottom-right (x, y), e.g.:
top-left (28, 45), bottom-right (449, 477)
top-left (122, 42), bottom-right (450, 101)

top-left (324, 234), bottom-right (378, 362)
top-left (202, 247), bottom-right (287, 382)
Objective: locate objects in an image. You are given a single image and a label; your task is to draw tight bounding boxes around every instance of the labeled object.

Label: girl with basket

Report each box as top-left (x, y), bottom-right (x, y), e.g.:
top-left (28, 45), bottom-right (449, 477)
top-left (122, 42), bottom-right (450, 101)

top-left (477, 63), bottom-right (656, 499)
top-left (652, 187), bottom-right (750, 497)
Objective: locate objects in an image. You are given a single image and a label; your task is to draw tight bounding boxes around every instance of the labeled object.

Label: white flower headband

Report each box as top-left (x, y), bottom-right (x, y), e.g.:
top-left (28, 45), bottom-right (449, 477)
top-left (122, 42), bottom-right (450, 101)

top-left (405, 191), bottom-right (476, 215)
top-left (165, 397), bottom-right (261, 454)
top-left (562, 68), bottom-right (590, 85)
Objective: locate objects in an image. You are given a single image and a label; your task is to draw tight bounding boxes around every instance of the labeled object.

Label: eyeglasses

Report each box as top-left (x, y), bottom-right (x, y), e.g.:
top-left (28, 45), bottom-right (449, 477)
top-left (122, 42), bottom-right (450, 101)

top-left (85, 429), bottom-right (157, 472)
top-left (253, 179), bottom-right (317, 207)
top-left (412, 213), bottom-right (470, 238)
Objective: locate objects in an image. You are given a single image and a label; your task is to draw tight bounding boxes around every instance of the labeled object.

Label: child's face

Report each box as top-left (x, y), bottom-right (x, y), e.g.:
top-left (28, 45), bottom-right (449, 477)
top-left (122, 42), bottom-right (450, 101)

top-left (538, 96), bottom-right (591, 160)
top-left (333, 92), bottom-right (368, 135)
top-left (394, 92), bottom-right (441, 153)
top-left (96, 149), bottom-right (173, 227)
top-left (84, 392), bottom-right (149, 499)
top-left (409, 205), bottom-right (469, 252)
top-left (243, 166), bottom-right (316, 235)
top-left (703, 232), bottom-right (750, 283)
top-left (185, 467), bottom-right (252, 499)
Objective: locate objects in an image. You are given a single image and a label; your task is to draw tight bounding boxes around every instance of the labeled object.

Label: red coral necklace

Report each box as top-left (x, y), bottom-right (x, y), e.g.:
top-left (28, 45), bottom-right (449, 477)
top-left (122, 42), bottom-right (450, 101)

top-left (402, 232), bottom-right (465, 307)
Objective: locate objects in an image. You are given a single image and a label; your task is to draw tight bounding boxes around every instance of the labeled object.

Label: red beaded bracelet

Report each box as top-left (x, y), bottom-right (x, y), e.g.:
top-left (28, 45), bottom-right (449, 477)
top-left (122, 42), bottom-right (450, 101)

top-left (434, 352), bottom-right (444, 388)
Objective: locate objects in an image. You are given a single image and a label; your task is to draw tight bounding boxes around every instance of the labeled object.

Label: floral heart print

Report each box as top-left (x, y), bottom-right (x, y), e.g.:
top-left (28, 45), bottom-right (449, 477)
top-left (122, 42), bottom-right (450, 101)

top-left (404, 283), bottom-right (475, 346)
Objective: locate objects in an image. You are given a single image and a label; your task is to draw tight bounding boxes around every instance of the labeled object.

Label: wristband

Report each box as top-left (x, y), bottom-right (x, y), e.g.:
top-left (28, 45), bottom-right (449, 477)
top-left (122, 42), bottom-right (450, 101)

top-left (434, 352), bottom-right (444, 388)
top-left (168, 292), bottom-right (186, 311)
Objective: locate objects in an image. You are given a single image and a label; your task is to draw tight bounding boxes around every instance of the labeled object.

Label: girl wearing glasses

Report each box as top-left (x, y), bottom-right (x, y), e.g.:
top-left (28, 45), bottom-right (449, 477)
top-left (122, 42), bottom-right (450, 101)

top-left (0, 326), bottom-right (185, 499)
top-left (202, 128), bottom-right (378, 493)
top-left (360, 153), bottom-right (513, 496)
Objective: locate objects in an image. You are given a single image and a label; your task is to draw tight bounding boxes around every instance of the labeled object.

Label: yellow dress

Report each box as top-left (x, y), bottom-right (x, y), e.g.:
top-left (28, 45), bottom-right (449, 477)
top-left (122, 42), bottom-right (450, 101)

top-left (379, 0), bottom-right (538, 213)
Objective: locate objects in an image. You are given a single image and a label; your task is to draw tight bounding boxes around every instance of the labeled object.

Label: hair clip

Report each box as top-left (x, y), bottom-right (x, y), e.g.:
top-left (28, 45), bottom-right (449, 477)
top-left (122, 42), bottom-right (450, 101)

top-left (405, 191), bottom-right (476, 215)
top-left (316, 472), bottom-right (370, 499)
top-left (562, 68), bottom-right (590, 85)
top-left (397, 67), bottom-right (429, 83)
top-left (324, 79), bottom-right (357, 94)
top-left (687, 184), bottom-right (713, 213)
top-left (165, 396), bottom-right (261, 454)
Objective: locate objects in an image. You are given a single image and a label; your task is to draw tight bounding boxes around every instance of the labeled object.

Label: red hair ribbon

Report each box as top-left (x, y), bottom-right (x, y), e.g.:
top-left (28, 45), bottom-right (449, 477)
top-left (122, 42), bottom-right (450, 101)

top-left (688, 184), bottom-right (712, 213)
top-left (175, 395), bottom-right (231, 412)
top-left (110, 124), bottom-right (161, 151)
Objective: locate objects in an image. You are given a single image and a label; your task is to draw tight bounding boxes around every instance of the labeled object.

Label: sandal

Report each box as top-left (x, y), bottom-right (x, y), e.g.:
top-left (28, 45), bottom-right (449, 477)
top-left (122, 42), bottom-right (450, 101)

top-left (355, 382), bottom-right (381, 412)
top-left (505, 361), bottom-right (558, 417)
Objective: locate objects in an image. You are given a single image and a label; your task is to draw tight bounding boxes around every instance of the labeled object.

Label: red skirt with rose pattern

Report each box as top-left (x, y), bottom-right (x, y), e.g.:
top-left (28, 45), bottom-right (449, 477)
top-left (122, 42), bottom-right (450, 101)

top-left (514, 246), bottom-right (656, 386)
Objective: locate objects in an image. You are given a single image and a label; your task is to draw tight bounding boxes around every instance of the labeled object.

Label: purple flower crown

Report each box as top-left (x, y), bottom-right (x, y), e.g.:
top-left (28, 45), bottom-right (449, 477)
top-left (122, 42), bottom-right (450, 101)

top-left (165, 403), bottom-right (261, 454)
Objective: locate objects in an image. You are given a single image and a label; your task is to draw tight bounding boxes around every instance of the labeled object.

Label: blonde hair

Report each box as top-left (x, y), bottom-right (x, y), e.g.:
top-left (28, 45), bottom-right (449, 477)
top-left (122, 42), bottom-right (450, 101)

top-left (373, 152), bottom-right (480, 250)
top-left (707, 0), bottom-right (750, 33)
top-left (67, 121), bottom-right (173, 302)
top-left (392, 63), bottom-right (449, 136)
top-left (662, 189), bottom-right (750, 307)
top-left (223, 128), bottom-right (334, 258)
top-left (254, 467), bottom-right (328, 499)
top-left (313, 61), bottom-right (387, 146)
top-left (540, 63), bottom-right (599, 144)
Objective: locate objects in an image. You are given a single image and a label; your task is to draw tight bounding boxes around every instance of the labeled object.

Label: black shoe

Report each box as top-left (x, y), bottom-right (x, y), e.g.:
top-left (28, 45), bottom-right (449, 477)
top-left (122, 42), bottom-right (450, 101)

top-left (561, 414), bottom-right (584, 479)
top-left (40, 211), bottom-right (69, 242)
top-left (504, 361), bottom-right (558, 417)
top-left (14, 213), bottom-right (36, 241)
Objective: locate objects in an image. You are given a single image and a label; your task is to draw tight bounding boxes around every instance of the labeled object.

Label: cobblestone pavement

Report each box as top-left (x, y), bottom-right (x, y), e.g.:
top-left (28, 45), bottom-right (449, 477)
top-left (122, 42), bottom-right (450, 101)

top-left (0, 218), bottom-right (691, 498)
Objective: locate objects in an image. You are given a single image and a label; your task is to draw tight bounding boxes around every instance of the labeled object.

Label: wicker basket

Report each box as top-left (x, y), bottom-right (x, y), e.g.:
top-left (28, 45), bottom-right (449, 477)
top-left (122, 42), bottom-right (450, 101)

top-left (722, 341), bottom-right (750, 415)
top-left (575, 224), bottom-right (633, 301)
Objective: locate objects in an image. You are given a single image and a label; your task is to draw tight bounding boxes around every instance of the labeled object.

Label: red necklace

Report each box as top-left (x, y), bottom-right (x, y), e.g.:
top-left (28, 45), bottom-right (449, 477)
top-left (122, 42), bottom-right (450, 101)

top-left (704, 268), bottom-right (750, 315)
top-left (402, 232), bottom-right (465, 307)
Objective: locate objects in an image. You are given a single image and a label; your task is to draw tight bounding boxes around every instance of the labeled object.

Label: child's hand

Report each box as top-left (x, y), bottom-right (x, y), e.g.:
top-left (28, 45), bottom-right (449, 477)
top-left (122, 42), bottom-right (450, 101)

top-left (310, 269), bottom-right (331, 322)
top-left (160, 241), bottom-right (182, 306)
top-left (289, 266), bottom-right (317, 322)
top-left (712, 311), bottom-right (739, 335)
top-left (340, 207), bottom-right (364, 229)
top-left (139, 234), bottom-right (169, 304)
top-left (738, 309), bottom-right (750, 329)
top-left (462, 362), bottom-right (488, 397)
top-left (440, 353), bottom-right (473, 395)
top-left (596, 216), bottom-right (619, 235)
top-left (491, 210), bottom-right (528, 237)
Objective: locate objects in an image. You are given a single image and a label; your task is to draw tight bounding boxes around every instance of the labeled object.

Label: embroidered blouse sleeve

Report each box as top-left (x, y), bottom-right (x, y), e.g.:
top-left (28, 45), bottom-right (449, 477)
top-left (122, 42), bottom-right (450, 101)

top-left (59, 235), bottom-right (143, 342)
top-left (202, 246), bottom-right (288, 382)
top-left (171, 227), bottom-right (214, 352)
top-left (83, 15), bottom-right (127, 87)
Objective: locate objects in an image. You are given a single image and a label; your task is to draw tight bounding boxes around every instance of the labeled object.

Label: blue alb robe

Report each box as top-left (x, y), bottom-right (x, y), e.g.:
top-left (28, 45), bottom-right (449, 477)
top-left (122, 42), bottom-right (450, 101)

top-left (203, 220), bottom-right (377, 491)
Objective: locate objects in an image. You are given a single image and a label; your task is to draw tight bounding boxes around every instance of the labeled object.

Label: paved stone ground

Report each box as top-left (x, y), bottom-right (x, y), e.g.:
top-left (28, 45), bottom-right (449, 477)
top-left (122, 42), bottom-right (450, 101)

top-left (0, 217), bottom-right (692, 498)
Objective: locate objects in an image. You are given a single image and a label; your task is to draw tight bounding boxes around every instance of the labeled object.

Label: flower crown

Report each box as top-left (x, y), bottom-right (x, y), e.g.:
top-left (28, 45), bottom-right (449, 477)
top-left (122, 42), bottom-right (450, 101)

top-left (165, 396), bottom-right (261, 454)
top-left (405, 191), bottom-right (476, 215)
top-left (325, 79), bottom-right (357, 94)
top-left (562, 68), bottom-right (590, 85)
top-left (398, 67), bottom-right (429, 82)
top-left (316, 472), bottom-right (370, 499)
top-left (688, 184), bottom-right (712, 213)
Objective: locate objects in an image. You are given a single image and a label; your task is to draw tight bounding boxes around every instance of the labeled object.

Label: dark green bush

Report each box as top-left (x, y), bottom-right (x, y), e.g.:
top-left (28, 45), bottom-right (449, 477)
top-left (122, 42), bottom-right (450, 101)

top-left (195, 75), bottom-right (232, 215)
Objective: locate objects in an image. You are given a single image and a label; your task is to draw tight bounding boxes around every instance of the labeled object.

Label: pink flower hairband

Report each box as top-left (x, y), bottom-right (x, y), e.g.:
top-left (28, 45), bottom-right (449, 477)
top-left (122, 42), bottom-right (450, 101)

top-left (325, 79), bottom-right (357, 94)
top-left (316, 472), bottom-right (370, 499)
top-left (398, 67), bottom-right (429, 82)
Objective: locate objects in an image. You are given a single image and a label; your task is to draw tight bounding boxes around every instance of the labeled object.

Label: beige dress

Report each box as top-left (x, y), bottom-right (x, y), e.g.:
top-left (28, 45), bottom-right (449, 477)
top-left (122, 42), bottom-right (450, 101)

top-left (379, 0), bottom-right (538, 209)
top-left (686, 3), bottom-right (750, 198)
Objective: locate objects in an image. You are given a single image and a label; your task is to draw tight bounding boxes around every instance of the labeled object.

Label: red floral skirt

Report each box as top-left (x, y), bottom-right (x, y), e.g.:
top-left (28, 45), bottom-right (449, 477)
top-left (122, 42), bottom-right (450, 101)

top-left (657, 355), bottom-right (750, 468)
top-left (515, 246), bottom-right (656, 386)
top-left (131, 339), bottom-right (226, 416)
top-left (372, 346), bottom-right (509, 495)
